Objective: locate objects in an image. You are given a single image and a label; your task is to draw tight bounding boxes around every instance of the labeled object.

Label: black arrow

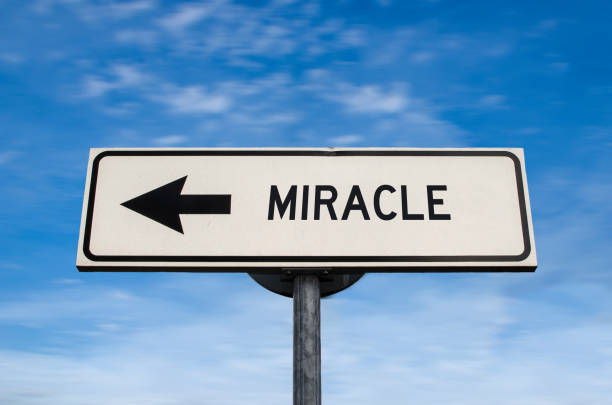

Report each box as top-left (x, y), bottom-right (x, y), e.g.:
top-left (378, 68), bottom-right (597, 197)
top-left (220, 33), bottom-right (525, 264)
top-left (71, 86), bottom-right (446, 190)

top-left (121, 176), bottom-right (231, 234)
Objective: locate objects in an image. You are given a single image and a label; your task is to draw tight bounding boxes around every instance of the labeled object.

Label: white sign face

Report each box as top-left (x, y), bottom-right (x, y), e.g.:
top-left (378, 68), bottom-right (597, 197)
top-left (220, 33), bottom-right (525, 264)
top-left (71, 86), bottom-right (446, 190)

top-left (77, 148), bottom-right (536, 272)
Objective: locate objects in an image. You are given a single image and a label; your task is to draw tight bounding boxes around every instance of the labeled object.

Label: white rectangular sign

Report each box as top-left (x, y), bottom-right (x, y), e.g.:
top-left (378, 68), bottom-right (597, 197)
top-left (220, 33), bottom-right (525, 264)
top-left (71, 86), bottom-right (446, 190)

top-left (77, 148), bottom-right (536, 272)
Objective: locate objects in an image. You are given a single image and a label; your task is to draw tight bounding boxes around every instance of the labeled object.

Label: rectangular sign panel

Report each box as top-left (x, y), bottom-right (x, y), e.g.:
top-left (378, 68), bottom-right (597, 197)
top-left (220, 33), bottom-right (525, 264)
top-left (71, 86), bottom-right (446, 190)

top-left (77, 148), bottom-right (536, 272)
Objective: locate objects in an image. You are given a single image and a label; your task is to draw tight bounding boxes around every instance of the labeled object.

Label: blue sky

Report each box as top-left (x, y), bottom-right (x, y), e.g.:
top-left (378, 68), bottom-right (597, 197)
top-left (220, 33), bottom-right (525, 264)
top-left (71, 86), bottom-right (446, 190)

top-left (1, 0), bottom-right (611, 403)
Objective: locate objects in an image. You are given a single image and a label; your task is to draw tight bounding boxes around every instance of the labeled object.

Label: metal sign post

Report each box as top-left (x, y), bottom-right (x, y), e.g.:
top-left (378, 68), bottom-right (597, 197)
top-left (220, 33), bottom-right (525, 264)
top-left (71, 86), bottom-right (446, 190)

top-left (293, 274), bottom-right (321, 405)
top-left (252, 271), bottom-right (360, 405)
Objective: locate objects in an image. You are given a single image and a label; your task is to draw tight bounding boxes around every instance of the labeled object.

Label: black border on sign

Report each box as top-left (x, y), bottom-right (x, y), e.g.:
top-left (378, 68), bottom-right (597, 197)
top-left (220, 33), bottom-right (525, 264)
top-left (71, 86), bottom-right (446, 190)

top-left (81, 150), bottom-right (534, 271)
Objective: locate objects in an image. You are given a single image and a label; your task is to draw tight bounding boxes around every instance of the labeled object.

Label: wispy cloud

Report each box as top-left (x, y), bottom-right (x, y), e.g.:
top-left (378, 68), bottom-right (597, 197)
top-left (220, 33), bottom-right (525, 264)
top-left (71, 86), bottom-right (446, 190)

top-left (326, 84), bottom-right (408, 114)
top-left (79, 67), bottom-right (299, 123)
top-left (526, 19), bottom-right (563, 38)
top-left (0, 151), bottom-right (19, 165)
top-left (104, 0), bottom-right (157, 19)
top-left (411, 50), bottom-right (436, 63)
top-left (301, 71), bottom-right (464, 145)
top-left (157, 2), bottom-right (218, 32)
top-left (114, 0), bottom-right (366, 64)
top-left (81, 65), bottom-right (148, 98)
top-left (477, 94), bottom-right (507, 109)
top-left (151, 135), bottom-right (188, 146)
top-left (0, 279), bottom-right (292, 404)
top-left (328, 134), bottom-right (364, 146)
top-left (33, 0), bottom-right (157, 20)
top-left (0, 53), bottom-right (24, 64)
top-left (152, 85), bottom-right (231, 114)
top-left (52, 278), bottom-right (84, 285)
top-left (114, 30), bottom-right (158, 46)
top-left (1, 276), bottom-right (611, 404)
top-left (369, 25), bottom-right (513, 67)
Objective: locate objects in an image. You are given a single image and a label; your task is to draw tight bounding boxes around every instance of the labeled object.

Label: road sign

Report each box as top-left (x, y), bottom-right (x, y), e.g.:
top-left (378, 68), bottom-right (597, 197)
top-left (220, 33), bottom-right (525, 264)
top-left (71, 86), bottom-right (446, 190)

top-left (76, 148), bottom-right (536, 272)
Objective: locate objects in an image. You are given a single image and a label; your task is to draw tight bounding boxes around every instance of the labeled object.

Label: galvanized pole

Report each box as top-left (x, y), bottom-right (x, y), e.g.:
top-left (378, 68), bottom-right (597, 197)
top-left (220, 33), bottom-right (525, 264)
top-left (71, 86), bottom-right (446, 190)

top-left (293, 274), bottom-right (321, 405)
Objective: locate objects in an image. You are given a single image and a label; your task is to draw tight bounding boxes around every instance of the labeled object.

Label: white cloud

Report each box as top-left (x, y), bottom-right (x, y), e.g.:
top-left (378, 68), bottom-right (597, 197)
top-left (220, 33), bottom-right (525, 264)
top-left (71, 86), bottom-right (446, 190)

top-left (0, 151), bottom-right (19, 165)
top-left (158, 2), bottom-right (217, 32)
top-left (114, 30), bottom-right (158, 46)
top-left (31, 0), bottom-right (82, 14)
top-left (75, 64), bottom-right (461, 145)
top-left (100, 102), bottom-right (140, 116)
top-left (228, 112), bottom-right (299, 126)
top-left (299, 71), bottom-right (464, 145)
top-left (113, 65), bottom-right (147, 86)
top-left (154, 85), bottom-right (231, 114)
top-left (151, 135), bottom-right (188, 146)
top-left (77, 67), bottom-right (300, 124)
top-left (33, 0), bottom-right (156, 20)
top-left (328, 84), bottom-right (408, 114)
top-left (81, 65), bottom-right (148, 98)
top-left (369, 25), bottom-right (514, 67)
top-left (328, 134), bottom-right (364, 146)
top-left (338, 29), bottom-right (367, 47)
top-left (1, 277), bottom-right (611, 404)
top-left (145, 0), bottom-right (364, 63)
top-left (105, 0), bottom-right (156, 18)
top-left (0, 261), bottom-right (22, 270)
top-left (52, 279), bottom-right (84, 285)
top-left (82, 77), bottom-right (115, 98)
top-left (0, 53), bottom-right (24, 64)
top-left (373, 110), bottom-right (465, 146)
top-left (478, 94), bottom-right (507, 109)
top-left (0, 279), bottom-right (293, 404)
top-left (526, 19), bottom-right (562, 37)
top-left (411, 51), bottom-right (435, 63)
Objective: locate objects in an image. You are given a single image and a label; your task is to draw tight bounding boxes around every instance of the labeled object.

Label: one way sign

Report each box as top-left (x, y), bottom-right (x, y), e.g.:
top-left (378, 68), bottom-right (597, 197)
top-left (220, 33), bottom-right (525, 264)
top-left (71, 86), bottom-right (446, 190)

top-left (76, 148), bottom-right (537, 272)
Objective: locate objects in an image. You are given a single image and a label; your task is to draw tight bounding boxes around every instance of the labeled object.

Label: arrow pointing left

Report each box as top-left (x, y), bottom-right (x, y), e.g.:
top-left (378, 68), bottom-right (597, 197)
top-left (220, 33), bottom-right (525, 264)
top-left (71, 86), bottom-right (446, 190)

top-left (121, 175), bottom-right (231, 234)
